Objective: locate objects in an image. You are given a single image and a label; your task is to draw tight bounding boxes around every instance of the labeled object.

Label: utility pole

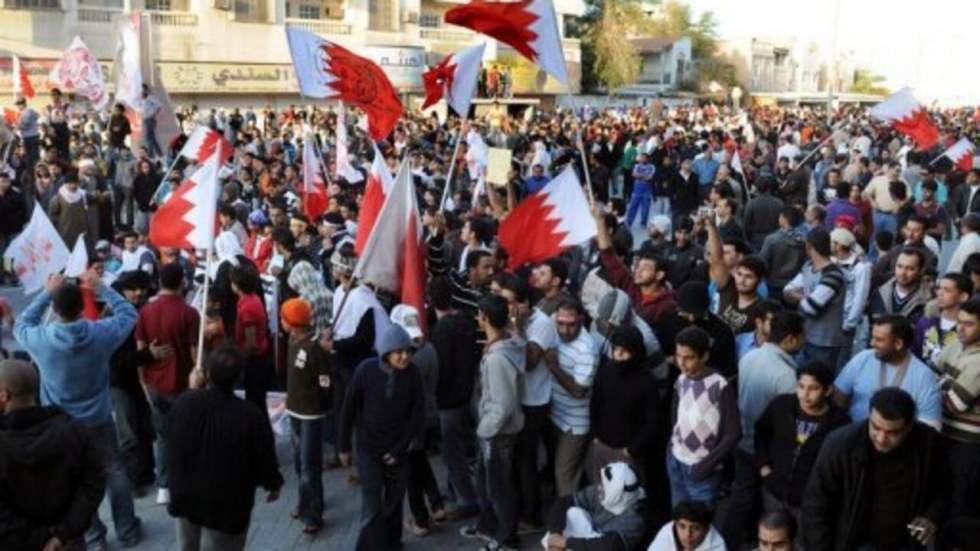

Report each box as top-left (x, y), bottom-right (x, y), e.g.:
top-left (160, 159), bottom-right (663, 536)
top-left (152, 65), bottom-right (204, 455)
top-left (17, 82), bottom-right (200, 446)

top-left (827, 0), bottom-right (841, 125)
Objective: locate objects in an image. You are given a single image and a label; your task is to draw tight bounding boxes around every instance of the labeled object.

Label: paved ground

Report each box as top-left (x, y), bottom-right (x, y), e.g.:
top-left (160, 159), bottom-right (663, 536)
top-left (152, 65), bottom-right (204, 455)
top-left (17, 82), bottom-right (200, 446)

top-left (0, 286), bottom-right (544, 551)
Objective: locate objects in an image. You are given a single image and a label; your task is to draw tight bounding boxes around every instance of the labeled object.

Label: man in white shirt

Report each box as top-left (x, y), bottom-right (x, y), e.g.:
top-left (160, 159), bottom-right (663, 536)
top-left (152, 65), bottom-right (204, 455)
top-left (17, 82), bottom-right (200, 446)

top-left (549, 299), bottom-right (599, 497)
top-left (140, 84), bottom-right (163, 159)
top-left (949, 214), bottom-right (980, 274)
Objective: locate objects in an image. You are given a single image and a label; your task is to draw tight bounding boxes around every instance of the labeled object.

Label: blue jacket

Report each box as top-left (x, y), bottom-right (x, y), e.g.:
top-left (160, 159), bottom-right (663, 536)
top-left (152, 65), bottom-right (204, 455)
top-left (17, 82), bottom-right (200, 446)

top-left (14, 286), bottom-right (137, 426)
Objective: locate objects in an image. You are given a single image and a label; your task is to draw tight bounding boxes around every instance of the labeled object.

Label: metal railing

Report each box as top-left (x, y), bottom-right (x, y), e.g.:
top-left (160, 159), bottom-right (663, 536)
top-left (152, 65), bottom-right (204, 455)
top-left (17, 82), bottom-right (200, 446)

top-left (419, 27), bottom-right (472, 41)
top-left (284, 18), bottom-right (351, 35)
top-left (77, 6), bottom-right (120, 22)
top-left (149, 10), bottom-right (198, 26)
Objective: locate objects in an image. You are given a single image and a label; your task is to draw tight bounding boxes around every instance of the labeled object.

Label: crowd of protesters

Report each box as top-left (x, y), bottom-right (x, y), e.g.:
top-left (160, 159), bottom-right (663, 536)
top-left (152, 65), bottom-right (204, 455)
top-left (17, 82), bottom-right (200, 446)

top-left (1, 90), bottom-right (980, 551)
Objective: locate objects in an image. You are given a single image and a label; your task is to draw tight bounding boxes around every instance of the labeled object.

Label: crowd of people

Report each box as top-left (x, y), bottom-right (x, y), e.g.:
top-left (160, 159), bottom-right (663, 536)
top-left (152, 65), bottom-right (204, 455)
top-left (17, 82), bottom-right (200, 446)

top-left (1, 91), bottom-right (980, 551)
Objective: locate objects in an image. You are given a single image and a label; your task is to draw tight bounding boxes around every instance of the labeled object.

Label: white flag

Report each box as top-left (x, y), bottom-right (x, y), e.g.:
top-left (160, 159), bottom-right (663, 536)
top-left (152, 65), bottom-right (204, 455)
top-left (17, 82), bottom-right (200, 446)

top-left (4, 204), bottom-right (71, 293)
top-left (336, 104), bottom-right (363, 183)
top-left (113, 12), bottom-right (143, 109)
top-left (64, 235), bottom-right (88, 277)
top-left (48, 36), bottom-right (109, 111)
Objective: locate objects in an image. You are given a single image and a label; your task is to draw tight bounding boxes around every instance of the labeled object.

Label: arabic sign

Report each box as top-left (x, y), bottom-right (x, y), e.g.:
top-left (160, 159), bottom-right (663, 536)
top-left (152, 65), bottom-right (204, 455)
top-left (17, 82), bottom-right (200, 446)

top-left (361, 47), bottom-right (425, 91)
top-left (158, 62), bottom-right (298, 93)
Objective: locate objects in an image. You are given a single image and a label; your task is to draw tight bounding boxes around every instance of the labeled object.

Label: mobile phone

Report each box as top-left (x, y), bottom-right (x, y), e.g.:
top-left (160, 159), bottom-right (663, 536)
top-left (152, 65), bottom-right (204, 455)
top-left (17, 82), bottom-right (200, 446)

top-left (907, 524), bottom-right (925, 536)
top-left (697, 206), bottom-right (714, 219)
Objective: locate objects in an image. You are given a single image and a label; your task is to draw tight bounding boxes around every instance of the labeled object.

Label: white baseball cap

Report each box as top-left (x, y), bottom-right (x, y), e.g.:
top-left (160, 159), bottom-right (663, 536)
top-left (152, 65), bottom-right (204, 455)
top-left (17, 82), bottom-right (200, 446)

top-left (390, 304), bottom-right (423, 341)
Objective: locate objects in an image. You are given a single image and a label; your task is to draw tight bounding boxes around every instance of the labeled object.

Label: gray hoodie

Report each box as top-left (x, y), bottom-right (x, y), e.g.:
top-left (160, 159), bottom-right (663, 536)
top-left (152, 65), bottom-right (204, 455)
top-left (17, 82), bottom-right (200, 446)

top-left (477, 335), bottom-right (526, 439)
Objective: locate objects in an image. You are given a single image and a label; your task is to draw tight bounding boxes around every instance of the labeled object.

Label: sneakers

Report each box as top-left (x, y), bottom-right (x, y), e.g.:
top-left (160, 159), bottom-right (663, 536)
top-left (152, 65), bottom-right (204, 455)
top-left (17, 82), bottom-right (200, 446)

top-left (459, 524), bottom-right (491, 542)
top-left (404, 519), bottom-right (430, 537)
top-left (480, 540), bottom-right (517, 551)
top-left (156, 488), bottom-right (170, 505)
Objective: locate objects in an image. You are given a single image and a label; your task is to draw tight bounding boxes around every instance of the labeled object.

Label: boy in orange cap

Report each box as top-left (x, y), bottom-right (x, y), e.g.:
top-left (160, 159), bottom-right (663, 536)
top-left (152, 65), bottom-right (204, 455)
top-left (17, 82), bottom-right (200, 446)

top-left (280, 297), bottom-right (330, 534)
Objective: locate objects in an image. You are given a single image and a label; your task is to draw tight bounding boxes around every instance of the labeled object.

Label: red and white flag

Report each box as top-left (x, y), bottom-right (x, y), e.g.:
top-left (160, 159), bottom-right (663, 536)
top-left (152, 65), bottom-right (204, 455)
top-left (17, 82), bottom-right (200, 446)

top-left (422, 43), bottom-right (486, 117)
top-left (180, 125), bottom-right (233, 164)
top-left (48, 36), bottom-right (109, 111)
top-left (286, 27), bottom-right (403, 140)
top-left (301, 130), bottom-right (329, 220)
top-left (354, 146), bottom-right (395, 255)
top-left (11, 55), bottom-right (35, 99)
top-left (445, 0), bottom-right (568, 84)
top-left (336, 103), bottom-right (363, 183)
top-left (498, 165), bottom-right (597, 269)
top-left (869, 87), bottom-right (940, 150)
top-left (942, 137), bottom-right (976, 171)
top-left (3, 204), bottom-right (70, 294)
top-left (149, 156), bottom-right (222, 250)
top-left (353, 159), bottom-right (426, 332)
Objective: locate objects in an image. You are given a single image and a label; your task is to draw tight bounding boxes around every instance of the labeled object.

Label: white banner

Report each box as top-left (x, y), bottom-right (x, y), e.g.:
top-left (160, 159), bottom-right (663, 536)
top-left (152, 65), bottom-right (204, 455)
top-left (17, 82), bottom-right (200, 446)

top-left (49, 36), bottom-right (109, 111)
top-left (4, 204), bottom-right (70, 293)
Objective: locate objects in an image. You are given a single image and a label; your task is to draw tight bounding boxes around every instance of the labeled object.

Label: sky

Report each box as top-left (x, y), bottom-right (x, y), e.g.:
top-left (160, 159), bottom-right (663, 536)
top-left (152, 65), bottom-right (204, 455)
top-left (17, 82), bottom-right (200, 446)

top-left (685, 0), bottom-right (980, 105)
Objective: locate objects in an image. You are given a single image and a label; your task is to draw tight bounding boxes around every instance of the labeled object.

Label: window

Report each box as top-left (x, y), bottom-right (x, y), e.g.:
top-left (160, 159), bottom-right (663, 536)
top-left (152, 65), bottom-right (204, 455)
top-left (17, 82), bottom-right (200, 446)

top-left (419, 12), bottom-right (440, 28)
top-left (297, 4), bottom-right (320, 19)
top-left (10, 0), bottom-right (59, 8)
top-left (368, 0), bottom-right (395, 30)
top-left (145, 0), bottom-right (172, 9)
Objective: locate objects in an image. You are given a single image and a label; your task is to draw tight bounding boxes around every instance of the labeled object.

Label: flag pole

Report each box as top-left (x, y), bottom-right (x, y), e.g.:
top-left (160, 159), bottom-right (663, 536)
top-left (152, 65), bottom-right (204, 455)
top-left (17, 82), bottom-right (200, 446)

top-left (439, 119), bottom-right (465, 212)
top-left (194, 245), bottom-right (212, 371)
top-left (564, 92), bottom-right (595, 206)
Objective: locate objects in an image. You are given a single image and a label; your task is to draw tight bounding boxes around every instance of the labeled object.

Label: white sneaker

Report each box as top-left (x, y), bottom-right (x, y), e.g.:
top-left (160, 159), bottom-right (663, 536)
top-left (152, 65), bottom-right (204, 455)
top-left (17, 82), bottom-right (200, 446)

top-left (156, 488), bottom-right (170, 505)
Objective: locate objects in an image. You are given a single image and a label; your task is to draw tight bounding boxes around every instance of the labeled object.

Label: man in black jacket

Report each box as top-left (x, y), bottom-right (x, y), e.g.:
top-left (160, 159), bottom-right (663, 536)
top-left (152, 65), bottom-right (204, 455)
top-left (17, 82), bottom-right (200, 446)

top-left (428, 276), bottom-right (481, 519)
top-left (167, 347), bottom-right (283, 551)
top-left (802, 387), bottom-right (946, 551)
top-left (338, 323), bottom-right (424, 550)
top-left (741, 176), bottom-right (784, 252)
top-left (754, 362), bottom-right (849, 518)
top-left (0, 359), bottom-right (105, 551)
top-left (0, 173), bottom-right (26, 285)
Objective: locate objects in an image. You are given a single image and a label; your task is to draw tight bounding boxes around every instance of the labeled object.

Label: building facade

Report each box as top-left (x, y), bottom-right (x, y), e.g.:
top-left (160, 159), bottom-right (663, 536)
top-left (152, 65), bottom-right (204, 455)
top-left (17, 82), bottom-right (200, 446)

top-left (616, 36), bottom-right (691, 97)
top-left (0, 0), bottom-right (585, 107)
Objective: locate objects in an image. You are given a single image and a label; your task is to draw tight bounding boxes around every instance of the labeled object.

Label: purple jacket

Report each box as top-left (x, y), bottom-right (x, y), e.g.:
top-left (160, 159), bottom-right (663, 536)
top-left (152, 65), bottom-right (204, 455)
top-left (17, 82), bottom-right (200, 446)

top-left (824, 199), bottom-right (862, 230)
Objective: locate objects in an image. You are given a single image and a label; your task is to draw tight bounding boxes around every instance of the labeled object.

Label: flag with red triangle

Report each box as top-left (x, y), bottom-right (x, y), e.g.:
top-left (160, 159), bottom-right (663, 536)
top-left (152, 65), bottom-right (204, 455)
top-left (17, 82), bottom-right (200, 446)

top-left (353, 158), bottom-right (426, 333)
top-left (149, 156), bottom-right (222, 250)
top-left (445, 0), bottom-right (568, 84)
top-left (11, 55), bottom-right (35, 99)
top-left (354, 147), bottom-right (394, 255)
top-left (869, 87), bottom-right (940, 150)
top-left (498, 165), bottom-right (596, 269)
top-left (301, 130), bottom-right (329, 220)
top-left (942, 137), bottom-right (976, 172)
top-left (422, 43), bottom-right (486, 117)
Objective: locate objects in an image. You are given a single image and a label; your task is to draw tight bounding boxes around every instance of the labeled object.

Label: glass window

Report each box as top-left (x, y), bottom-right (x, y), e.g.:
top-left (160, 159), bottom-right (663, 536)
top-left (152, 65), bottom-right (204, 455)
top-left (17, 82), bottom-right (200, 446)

top-left (145, 0), bottom-right (172, 10)
top-left (297, 4), bottom-right (320, 19)
top-left (11, 0), bottom-right (59, 8)
top-left (419, 12), bottom-right (440, 28)
top-left (368, 0), bottom-right (394, 31)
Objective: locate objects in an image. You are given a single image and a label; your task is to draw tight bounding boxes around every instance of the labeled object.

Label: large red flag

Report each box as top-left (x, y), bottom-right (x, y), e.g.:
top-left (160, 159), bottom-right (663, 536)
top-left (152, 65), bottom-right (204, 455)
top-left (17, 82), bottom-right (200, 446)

top-left (149, 156), bottom-right (221, 250)
top-left (353, 158), bottom-right (426, 332)
top-left (445, 0), bottom-right (568, 84)
top-left (354, 147), bottom-right (394, 255)
top-left (286, 27), bottom-right (403, 140)
top-left (498, 165), bottom-right (596, 269)
top-left (869, 87), bottom-right (940, 150)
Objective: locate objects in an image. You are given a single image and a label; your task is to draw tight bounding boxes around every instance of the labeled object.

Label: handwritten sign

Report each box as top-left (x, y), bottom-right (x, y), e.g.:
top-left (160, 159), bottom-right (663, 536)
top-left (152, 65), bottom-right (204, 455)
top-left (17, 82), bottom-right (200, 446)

top-left (486, 147), bottom-right (513, 187)
top-left (3, 204), bottom-right (70, 293)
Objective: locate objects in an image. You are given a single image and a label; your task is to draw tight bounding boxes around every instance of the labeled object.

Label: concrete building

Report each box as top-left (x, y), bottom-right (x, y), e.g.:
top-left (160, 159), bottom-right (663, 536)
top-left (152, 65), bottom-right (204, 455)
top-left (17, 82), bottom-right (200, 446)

top-left (616, 36), bottom-right (691, 97)
top-left (0, 0), bottom-right (585, 107)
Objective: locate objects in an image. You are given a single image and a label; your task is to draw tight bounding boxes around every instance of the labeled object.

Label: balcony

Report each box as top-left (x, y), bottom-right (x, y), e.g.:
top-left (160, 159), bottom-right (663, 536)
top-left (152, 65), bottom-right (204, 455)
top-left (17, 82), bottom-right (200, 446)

top-left (77, 6), bottom-right (120, 23)
top-left (419, 27), bottom-right (472, 41)
top-left (285, 18), bottom-right (351, 35)
top-left (149, 10), bottom-right (198, 26)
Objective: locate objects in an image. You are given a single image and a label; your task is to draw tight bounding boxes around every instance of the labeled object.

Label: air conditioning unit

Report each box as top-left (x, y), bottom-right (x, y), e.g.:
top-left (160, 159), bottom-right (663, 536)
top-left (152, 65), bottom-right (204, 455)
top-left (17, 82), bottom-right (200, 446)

top-left (401, 10), bottom-right (419, 24)
top-left (211, 0), bottom-right (231, 10)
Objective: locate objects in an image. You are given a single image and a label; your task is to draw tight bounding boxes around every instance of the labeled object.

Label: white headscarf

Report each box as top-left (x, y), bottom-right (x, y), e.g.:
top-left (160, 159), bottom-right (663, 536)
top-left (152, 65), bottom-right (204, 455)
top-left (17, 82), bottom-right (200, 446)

top-left (600, 462), bottom-right (644, 516)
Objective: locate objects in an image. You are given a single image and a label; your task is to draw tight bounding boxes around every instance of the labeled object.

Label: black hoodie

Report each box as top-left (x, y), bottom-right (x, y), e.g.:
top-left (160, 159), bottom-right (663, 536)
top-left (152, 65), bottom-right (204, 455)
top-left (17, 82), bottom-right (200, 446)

top-left (0, 406), bottom-right (105, 549)
top-left (589, 327), bottom-right (661, 456)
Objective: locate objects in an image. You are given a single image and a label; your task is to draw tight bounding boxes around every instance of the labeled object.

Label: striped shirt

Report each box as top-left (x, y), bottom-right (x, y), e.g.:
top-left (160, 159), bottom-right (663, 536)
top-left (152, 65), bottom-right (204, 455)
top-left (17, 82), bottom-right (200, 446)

top-left (550, 331), bottom-right (598, 435)
top-left (935, 340), bottom-right (980, 444)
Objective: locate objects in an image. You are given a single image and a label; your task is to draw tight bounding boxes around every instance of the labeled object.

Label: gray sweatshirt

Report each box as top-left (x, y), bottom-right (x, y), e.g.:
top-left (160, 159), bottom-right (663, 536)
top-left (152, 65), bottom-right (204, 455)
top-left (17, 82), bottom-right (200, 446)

top-left (477, 335), bottom-right (526, 439)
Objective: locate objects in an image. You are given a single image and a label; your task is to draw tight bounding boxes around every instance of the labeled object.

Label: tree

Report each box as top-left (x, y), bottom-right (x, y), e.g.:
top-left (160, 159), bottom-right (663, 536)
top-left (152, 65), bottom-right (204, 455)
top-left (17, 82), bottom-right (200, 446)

top-left (589, 1), bottom-right (647, 91)
top-left (849, 69), bottom-right (889, 96)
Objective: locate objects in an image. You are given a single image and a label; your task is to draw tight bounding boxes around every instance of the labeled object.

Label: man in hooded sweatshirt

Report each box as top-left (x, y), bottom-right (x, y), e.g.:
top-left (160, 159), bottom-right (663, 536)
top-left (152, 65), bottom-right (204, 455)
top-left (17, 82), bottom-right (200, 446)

top-left (0, 359), bottom-right (106, 551)
top-left (338, 323), bottom-right (424, 551)
top-left (14, 270), bottom-right (142, 549)
top-left (460, 294), bottom-right (526, 551)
